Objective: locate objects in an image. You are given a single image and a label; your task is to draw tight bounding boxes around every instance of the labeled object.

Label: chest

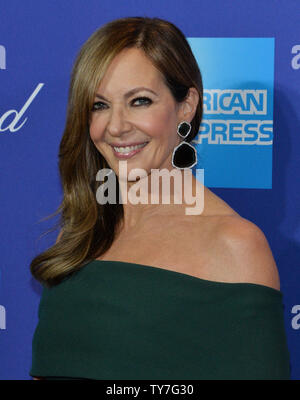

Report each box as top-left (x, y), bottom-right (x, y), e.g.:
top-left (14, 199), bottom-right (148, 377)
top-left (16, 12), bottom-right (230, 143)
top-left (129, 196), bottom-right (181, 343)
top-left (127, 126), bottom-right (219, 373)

top-left (96, 216), bottom-right (217, 279)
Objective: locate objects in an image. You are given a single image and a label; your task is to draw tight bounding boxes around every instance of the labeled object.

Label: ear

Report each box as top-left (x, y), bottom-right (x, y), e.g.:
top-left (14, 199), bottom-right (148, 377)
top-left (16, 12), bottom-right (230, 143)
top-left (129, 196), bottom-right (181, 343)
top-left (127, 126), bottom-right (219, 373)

top-left (177, 87), bottom-right (199, 123)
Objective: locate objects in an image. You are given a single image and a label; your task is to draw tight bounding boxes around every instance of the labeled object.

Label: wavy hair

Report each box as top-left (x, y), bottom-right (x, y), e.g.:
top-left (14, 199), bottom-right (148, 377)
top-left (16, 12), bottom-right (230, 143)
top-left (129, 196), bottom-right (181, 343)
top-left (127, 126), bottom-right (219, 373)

top-left (30, 16), bottom-right (203, 287)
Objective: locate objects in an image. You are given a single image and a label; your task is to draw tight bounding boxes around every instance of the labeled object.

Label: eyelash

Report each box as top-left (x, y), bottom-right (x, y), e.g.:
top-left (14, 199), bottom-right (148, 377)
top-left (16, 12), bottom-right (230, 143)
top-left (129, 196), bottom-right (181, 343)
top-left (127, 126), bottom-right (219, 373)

top-left (91, 97), bottom-right (152, 111)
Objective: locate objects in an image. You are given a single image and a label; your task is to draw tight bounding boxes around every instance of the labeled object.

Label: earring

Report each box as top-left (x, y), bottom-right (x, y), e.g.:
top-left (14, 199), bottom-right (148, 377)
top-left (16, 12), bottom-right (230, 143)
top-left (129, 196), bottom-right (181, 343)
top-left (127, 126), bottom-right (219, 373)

top-left (172, 121), bottom-right (197, 169)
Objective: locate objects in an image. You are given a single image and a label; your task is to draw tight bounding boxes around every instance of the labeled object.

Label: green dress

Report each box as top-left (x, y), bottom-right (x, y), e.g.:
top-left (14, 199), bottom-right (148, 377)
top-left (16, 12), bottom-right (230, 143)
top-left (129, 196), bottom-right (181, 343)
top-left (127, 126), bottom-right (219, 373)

top-left (30, 260), bottom-right (291, 380)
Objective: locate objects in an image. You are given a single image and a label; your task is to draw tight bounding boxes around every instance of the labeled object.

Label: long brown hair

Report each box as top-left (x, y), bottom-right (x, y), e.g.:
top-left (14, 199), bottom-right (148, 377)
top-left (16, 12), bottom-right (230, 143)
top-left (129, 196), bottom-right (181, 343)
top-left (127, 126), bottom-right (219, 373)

top-left (30, 16), bottom-right (203, 287)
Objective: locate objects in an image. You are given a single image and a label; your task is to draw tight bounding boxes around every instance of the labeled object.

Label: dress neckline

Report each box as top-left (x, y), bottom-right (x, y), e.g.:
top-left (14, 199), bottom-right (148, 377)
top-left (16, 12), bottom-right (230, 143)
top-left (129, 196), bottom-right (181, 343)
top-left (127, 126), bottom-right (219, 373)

top-left (89, 259), bottom-right (282, 296)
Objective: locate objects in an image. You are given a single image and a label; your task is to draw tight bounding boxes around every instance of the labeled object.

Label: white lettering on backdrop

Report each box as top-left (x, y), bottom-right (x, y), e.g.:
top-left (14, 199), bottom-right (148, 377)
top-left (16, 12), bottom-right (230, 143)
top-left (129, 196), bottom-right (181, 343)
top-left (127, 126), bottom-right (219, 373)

top-left (0, 83), bottom-right (44, 132)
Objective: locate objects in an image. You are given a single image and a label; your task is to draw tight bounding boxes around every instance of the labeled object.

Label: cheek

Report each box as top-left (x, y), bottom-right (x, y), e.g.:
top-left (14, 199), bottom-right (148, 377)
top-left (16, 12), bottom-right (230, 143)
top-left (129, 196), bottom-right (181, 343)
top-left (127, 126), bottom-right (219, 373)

top-left (142, 108), bottom-right (177, 141)
top-left (89, 116), bottom-right (105, 143)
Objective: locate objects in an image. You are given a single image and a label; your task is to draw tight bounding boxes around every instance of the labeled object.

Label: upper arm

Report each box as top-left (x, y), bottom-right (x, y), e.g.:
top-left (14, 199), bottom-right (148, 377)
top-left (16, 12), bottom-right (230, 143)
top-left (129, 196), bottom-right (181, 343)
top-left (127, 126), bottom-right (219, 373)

top-left (215, 217), bottom-right (280, 291)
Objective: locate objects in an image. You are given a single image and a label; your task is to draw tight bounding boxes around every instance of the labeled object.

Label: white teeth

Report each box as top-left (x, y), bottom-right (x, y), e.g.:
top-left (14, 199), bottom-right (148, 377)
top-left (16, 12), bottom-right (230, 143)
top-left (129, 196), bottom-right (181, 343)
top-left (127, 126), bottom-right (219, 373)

top-left (113, 142), bottom-right (148, 153)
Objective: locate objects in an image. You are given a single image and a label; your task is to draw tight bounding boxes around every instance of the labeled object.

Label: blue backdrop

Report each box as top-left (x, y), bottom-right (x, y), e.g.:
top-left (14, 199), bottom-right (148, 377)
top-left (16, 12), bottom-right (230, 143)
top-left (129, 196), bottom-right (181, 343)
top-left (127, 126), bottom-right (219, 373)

top-left (0, 0), bottom-right (299, 380)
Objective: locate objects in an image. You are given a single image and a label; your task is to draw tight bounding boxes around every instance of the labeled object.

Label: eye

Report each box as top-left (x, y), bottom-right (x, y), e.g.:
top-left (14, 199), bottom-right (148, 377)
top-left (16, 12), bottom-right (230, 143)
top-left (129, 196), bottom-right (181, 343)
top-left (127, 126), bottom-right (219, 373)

top-left (91, 101), bottom-right (107, 111)
top-left (91, 97), bottom-right (152, 112)
top-left (131, 97), bottom-right (152, 106)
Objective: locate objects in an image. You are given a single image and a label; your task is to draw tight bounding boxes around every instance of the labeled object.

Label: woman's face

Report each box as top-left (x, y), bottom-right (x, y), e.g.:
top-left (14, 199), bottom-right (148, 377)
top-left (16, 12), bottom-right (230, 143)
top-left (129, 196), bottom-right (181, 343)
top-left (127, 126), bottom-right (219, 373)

top-left (89, 47), bottom-right (188, 179)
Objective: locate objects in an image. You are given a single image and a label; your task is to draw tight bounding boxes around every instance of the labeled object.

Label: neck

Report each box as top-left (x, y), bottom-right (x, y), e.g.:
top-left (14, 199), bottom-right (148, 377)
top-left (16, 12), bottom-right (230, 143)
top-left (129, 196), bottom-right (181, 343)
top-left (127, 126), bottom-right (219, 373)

top-left (117, 166), bottom-right (205, 230)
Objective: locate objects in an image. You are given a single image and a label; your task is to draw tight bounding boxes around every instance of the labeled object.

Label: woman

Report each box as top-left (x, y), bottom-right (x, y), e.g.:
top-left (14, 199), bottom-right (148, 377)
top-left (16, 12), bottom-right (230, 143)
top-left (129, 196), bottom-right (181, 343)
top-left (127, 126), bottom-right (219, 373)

top-left (30, 16), bottom-right (291, 380)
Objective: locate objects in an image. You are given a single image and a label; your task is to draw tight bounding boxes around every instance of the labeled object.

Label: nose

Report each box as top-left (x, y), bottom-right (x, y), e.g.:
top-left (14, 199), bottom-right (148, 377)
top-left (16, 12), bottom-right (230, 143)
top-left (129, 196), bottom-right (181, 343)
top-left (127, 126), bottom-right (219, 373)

top-left (106, 105), bottom-right (132, 137)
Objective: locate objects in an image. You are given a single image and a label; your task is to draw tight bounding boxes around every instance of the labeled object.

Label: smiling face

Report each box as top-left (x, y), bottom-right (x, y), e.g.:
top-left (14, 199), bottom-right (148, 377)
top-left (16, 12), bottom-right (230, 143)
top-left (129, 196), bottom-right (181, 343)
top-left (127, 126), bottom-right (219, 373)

top-left (89, 47), bottom-right (190, 180)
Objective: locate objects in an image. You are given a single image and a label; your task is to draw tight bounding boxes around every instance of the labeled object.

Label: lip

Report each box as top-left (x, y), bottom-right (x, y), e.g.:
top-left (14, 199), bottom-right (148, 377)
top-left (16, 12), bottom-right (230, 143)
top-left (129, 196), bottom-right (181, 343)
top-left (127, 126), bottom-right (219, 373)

top-left (109, 141), bottom-right (149, 147)
top-left (111, 142), bottom-right (149, 159)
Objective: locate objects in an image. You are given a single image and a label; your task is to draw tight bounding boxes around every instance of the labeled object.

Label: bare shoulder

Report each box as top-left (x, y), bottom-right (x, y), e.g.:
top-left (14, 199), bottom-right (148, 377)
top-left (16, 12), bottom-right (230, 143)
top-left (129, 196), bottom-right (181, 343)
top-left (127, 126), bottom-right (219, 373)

top-left (211, 215), bottom-right (281, 290)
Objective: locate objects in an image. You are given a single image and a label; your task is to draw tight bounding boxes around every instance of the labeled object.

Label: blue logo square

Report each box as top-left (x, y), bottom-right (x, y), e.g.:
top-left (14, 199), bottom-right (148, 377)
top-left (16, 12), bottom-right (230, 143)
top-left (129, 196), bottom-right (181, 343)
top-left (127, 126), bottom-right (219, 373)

top-left (188, 38), bottom-right (275, 189)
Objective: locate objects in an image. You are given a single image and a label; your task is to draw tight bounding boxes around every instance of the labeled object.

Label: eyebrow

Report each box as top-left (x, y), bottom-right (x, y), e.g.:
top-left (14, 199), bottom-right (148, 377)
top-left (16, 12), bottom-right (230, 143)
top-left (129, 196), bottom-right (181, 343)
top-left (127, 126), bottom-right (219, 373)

top-left (95, 86), bottom-right (158, 100)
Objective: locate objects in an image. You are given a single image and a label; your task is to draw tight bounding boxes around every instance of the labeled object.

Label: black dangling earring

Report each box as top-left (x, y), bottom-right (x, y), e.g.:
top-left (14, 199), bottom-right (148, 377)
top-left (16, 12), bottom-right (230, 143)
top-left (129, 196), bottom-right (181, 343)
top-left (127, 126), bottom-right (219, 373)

top-left (172, 121), bottom-right (197, 169)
